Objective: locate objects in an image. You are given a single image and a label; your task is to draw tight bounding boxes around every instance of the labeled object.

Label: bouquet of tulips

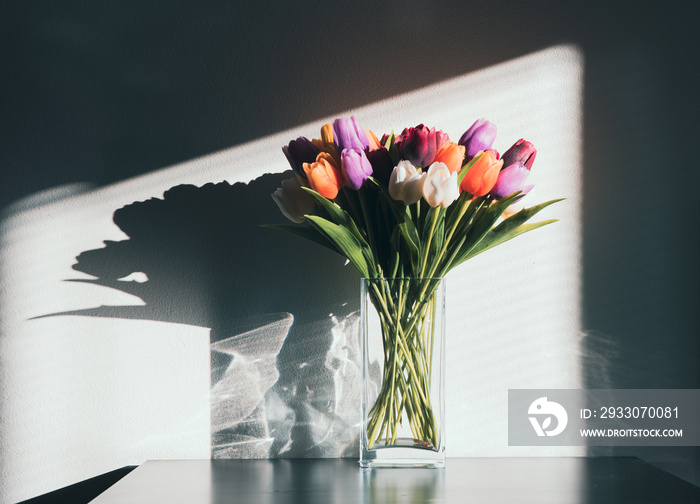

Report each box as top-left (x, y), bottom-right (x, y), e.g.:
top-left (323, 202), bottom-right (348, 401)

top-left (270, 116), bottom-right (561, 451)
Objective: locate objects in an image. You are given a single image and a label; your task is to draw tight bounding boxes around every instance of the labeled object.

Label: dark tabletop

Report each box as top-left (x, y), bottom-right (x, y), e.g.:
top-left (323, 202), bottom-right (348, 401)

top-left (89, 457), bottom-right (700, 504)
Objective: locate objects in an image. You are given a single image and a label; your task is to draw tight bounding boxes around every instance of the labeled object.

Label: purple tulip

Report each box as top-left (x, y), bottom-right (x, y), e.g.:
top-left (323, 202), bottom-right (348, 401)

top-left (458, 118), bottom-right (497, 160)
top-left (367, 147), bottom-right (394, 186)
top-left (341, 148), bottom-right (373, 190)
top-left (333, 116), bottom-right (370, 153)
top-left (397, 124), bottom-right (449, 168)
top-left (283, 137), bottom-right (321, 179)
top-left (490, 162), bottom-right (534, 199)
top-left (501, 139), bottom-right (537, 170)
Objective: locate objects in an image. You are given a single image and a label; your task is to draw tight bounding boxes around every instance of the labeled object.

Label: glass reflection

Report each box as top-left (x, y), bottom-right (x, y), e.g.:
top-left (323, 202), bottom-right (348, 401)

top-left (362, 466), bottom-right (443, 504)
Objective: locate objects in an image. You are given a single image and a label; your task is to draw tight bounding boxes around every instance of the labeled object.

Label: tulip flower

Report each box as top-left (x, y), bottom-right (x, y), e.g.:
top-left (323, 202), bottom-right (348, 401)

top-left (272, 176), bottom-right (316, 223)
top-left (458, 119), bottom-right (497, 160)
top-left (303, 152), bottom-right (343, 199)
top-left (422, 162), bottom-right (460, 208)
top-left (366, 130), bottom-right (382, 151)
top-left (367, 147), bottom-right (394, 186)
top-left (333, 116), bottom-right (370, 152)
top-left (283, 137), bottom-right (321, 179)
top-left (320, 123), bottom-right (334, 149)
top-left (490, 162), bottom-right (534, 200)
top-left (388, 160), bottom-right (426, 205)
top-left (310, 123), bottom-right (341, 165)
top-left (501, 139), bottom-right (536, 170)
top-left (397, 124), bottom-right (449, 168)
top-left (433, 141), bottom-right (465, 174)
top-left (341, 148), bottom-right (373, 190)
top-left (460, 150), bottom-right (503, 196)
top-left (311, 124), bottom-right (333, 151)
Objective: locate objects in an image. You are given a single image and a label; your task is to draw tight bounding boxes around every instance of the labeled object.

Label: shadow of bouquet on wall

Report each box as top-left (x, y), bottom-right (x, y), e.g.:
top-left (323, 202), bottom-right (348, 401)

top-left (42, 172), bottom-right (362, 458)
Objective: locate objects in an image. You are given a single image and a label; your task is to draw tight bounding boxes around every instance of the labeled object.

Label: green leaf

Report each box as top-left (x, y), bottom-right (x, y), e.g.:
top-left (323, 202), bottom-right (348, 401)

top-left (384, 132), bottom-right (400, 165)
top-left (436, 233), bottom-right (467, 277)
top-left (457, 199), bottom-right (499, 247)
top-left (496, 198), bottom-right (564, 232)
top-left (445, 191), bottom-right (470, 228)
top-left (305, 215), bottom-right (373, 278)
top-left (457, 152), bottom-right (484, 186)
top-left (302, 187), bottom-right (369, 248)
top-left (459, 220), bottom-right (558, 264)
top-left (388, 227), bottom-right (402, 278)
top-left (367, 177), bottom-right (406, 224)
top-left (419, 206), bottom-right (438, 247)
top-left (450, 195), bottom-right (488, 238)
top-left (451, 197), bottom-right (563, 267)
top-left (416, 206), bottom-right (446, 277)
top-left (433, 209), bottom-right (445, 256)
top-left (399, 208), bottom-right (421, 257)
top-left (446, 194), bottom-right (521, 267)
top-left (383, 131), bottom-right (394, 150)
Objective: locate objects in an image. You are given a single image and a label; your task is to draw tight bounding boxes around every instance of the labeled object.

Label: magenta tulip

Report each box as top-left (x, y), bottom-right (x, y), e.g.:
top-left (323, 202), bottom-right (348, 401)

top-left (501, 139), bottom-right (537, 170)
top-left (397, 124), bottom-right (449, 168)
top-left (367, 147), bottom-right (394, 186)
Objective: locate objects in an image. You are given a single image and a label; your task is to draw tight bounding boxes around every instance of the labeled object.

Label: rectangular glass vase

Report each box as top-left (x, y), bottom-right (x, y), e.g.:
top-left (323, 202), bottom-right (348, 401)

top-left (360, 277), bottom-right (446, 468)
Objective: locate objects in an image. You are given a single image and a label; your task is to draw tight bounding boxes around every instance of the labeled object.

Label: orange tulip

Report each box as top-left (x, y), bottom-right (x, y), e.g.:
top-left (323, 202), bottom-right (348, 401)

top-left (303, 152), bottom-right (343, 199)
top-left (365, 129), bottom-right (382, 151)
top-left (460, 150), bottom-right (503, 196)
top-left (433, 141), bottom-right (465, 174)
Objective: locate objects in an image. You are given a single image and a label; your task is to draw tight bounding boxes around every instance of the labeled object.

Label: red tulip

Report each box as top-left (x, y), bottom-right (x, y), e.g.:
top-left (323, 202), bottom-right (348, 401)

top-left (397, 124), bottom-right (449, 168)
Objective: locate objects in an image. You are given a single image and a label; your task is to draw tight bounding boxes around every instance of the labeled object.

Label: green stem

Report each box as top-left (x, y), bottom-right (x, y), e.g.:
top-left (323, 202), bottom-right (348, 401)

top-left (365, 278), bottom-right (441, 449)
top-left (358, 189), bottom-right (380, 266)
top-left (419, 209), bottom-right (440, 278)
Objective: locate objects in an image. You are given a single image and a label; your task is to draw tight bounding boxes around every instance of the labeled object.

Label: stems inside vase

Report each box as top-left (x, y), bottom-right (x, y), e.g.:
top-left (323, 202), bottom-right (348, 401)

top-left (364, 277), bottom-right (442, 451)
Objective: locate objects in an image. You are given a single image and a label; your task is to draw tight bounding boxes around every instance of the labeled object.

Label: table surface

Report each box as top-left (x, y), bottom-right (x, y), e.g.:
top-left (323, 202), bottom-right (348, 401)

top-left (89, 457), bottom-right (700, 504)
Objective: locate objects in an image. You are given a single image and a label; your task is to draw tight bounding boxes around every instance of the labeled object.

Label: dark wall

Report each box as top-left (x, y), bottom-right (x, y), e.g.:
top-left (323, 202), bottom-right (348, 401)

top-left (3, 0), bottom-right (699, 484)
top-left (5, 1), bottom-right (693, 205)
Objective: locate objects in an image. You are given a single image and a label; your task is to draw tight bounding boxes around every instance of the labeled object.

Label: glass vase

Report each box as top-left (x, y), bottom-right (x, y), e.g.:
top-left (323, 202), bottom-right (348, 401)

top-left (360, 277), bottom-right (446, 468)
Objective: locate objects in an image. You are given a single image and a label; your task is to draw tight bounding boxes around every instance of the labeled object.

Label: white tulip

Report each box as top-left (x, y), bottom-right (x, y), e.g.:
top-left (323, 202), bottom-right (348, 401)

top-left (421, 162), bottom-right (460, 209)
top-left (271, 176), bottom-right (316, 223)
top-left (388, 160), bottom-right (426, 205)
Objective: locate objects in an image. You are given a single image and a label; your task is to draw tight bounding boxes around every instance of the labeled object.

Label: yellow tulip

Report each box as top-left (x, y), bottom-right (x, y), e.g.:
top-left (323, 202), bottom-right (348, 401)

top-left (320, 123), bottom-right (334, 150)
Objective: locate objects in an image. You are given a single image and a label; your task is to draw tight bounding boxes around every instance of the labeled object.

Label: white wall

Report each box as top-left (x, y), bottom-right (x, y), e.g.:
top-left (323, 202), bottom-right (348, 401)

top-left (0, 45), bottom-right (583, 503)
